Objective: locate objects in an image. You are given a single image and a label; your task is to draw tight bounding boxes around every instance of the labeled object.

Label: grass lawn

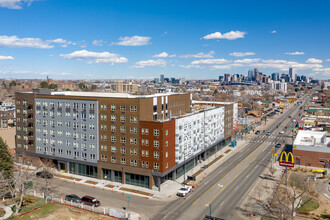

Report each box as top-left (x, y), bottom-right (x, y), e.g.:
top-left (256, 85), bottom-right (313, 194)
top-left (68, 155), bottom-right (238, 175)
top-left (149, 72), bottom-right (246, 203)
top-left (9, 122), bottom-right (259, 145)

top-left (0, 208), bottom-right (5, 217)
top-left (8, 203), bottom-right (115, 220)
top-left (298, 196), bottom-right (319, 211)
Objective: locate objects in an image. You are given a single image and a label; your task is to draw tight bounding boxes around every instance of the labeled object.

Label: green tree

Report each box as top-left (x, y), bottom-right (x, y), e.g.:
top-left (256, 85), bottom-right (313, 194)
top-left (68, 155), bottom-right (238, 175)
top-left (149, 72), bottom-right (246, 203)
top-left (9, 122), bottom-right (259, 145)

top-left (40, 81), bottom-right (48, 88)
top-left (2, 81), bottom-right (7, 88)
top-left (9, 80), bottom-right (17, 87)
top-left (0, 137), bottom-right (13, 180)
top-left (48, 84), bottom-right (58, 89)
top-left (78, 83), bottom-right (86, 90)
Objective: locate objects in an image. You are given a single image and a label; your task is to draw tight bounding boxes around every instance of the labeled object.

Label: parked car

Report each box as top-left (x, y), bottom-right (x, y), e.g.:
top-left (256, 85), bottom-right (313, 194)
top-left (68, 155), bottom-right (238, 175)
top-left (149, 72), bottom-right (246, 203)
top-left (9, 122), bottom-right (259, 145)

top-left (275, 143), bottom-right (281, 148)
top-left (81, 196), bottom-right (101, 207)
top-left (266, 131), bottom-right (271, 136)
top-left (176, 185), bottom-right (192, 197)
top-left (36, 170), bottom-right (53, 179)
top-left (65, 194), bottom-right (81, 203)
top-left (279, 130), bottom-right (284, 134)
top-left (288, 115), bottom-right (291, 118)
top-left (255, 130), bottom-right (260, 135)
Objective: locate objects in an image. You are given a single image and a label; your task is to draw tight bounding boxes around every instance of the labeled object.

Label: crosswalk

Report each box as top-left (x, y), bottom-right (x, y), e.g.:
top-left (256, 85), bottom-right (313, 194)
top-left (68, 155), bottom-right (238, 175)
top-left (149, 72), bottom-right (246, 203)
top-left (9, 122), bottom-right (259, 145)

top-left (248, 136), bottom-right (287, 144)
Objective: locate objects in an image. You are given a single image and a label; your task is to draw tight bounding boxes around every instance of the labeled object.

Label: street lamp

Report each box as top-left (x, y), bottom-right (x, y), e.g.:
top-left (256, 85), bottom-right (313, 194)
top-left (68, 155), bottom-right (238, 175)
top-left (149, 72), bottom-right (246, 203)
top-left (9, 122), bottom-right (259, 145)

top-left (206, 204), bottom-right (212, 217)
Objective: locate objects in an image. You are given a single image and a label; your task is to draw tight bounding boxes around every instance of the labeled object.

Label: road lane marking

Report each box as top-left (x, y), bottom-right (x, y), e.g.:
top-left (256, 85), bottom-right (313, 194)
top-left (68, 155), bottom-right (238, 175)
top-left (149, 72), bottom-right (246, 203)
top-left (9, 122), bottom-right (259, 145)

top-left (192, 144), bottom-right (264, 206)
top-left (205, 157), bottom-right (257, 205)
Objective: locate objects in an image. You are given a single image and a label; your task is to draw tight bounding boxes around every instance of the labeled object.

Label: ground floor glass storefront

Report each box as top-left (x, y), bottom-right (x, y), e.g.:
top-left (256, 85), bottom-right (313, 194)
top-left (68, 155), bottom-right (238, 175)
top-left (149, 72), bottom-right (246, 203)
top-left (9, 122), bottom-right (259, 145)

top-left (125, 173), bottom-right (150, 188)
top-left (69, 162), bottom-right (97, 178)
top-left (102, 169), bottom-right (149, 188)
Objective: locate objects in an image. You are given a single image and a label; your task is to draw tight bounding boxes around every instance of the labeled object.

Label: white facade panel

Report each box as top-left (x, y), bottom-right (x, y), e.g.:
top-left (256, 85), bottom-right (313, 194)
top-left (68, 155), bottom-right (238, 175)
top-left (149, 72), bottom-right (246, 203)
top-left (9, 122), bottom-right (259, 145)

top-left (175, 106), bottom-right (225, 164)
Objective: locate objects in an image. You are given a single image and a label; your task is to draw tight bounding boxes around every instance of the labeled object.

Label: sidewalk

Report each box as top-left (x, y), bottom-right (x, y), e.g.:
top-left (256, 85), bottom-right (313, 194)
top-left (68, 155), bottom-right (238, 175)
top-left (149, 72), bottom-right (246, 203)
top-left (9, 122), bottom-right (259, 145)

top-left (0, 205), bottom-right (13, 220)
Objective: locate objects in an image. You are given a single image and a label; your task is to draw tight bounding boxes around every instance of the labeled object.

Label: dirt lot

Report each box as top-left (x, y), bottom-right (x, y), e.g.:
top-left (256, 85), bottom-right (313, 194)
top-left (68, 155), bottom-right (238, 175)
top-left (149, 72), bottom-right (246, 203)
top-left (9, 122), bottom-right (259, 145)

top-left (16, 203), bottom-right (117, 220)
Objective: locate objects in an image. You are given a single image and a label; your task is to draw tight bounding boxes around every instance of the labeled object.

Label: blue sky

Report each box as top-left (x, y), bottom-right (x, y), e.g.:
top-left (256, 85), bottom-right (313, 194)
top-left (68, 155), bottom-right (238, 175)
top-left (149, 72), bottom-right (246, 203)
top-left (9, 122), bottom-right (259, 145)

top-left (0, 0), bottom-right (329, 80)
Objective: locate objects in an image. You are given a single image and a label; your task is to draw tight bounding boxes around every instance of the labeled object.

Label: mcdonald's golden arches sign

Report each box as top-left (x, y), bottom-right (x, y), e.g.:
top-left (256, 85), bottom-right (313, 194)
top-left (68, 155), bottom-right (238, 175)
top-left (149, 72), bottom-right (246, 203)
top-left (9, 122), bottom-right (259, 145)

top-left (279, 151), bottom-right (294, 167)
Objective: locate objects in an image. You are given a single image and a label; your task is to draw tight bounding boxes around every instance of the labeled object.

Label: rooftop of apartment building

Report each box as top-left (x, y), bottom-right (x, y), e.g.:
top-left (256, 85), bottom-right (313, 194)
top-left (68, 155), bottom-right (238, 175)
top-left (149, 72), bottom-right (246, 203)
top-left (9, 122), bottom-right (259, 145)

top-left (20, 89), bottom-right (188, 99)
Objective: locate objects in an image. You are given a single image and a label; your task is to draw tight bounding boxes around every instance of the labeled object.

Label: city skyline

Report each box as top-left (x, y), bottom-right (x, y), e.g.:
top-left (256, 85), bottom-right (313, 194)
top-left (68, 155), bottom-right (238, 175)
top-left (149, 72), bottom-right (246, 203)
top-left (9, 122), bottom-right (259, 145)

top-left (0, 0), bottom-right (329, 79)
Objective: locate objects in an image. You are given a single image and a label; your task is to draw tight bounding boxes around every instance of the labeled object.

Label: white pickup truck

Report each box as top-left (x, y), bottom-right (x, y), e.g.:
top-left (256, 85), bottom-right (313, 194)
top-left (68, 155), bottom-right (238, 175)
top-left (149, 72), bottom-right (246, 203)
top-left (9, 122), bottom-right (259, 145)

top-left (176, 185), bottom-right (192, 197)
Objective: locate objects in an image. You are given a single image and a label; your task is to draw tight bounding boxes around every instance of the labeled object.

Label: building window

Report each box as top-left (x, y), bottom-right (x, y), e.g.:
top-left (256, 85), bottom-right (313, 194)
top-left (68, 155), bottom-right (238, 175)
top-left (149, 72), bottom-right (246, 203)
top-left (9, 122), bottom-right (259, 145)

top-left (111, 136), bottom-right (116, 143)
top-left (145, 139), bottom-right (149, 146)
top-left (111, 125), bottom-right (116, 132)
top-left (142, 161), bottom-right (145, 167)
top-left (111, 105), bottom-right (116, 111)
top-left (111, 115), bottom-right (116, 122)
top-left (89, 124), bottom-right (95, 130)
top-left (130, 116), bottom-right (137, 123)
top-left (166, 130), bottom-right (168, 135)
top-left (111, 156), bottom-right (116, 163)
top-left (154, 151), bottom-right (159, 159)
top-left (154, 163), bottom-right (159, 170)
top-left (90, 144), bottom-right (95, 150)
top-left (146, 150), bottom-right (149, 157)
top-left (154, 129), bottom-right (159, 136)
top-left (121, 157), bottom-right (126, 164)
top-left (166, 152), bottom-right (168, 158)
top-left (141, 139), bottom-right (145, 146)
top-left (101, 124), bottom-right (107, 131)
top-left (120, 116), bottom-right (126, 123)
top-left (154, 140), bottom-right (159, 148)
top-left (89, 104), bottom-right (95, 110)
top-left (146, 161), bottom-right (149, 168)
top-left (130, 105), bottom-right (137, 112)
top-left (120, 126), bottom-right (125, 133)
top-left (130, 127), bottom-right (137, 134)
top-left (120, 137), bottom-right (126, 144)
top-left (111, 146), bottom-right (116, 152)
top-left (166, 163), bottom-right (168, 169)
top-left (120, 105), bottom-right (125, 112)
top-left (141, 128), bottom-right (145, 135)
top-left (145, 128), bottom-right (149, 135)
top-left (166, 141), bottom-right (168, 147)
top-left (90, 154), bottom-right (96, 160)
top-left (120, 147), bottom-right (126, 154)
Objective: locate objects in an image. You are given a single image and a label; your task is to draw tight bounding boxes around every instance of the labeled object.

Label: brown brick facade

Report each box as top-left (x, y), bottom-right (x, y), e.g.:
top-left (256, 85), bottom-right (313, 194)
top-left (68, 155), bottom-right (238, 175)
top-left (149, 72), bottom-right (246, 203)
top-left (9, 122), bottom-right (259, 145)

top-left (140, 120), bottom-right (175, 173)
top-left (15, 92), bottom-right (36, 154)
top-left (293, 149), bottom-right (330, 168)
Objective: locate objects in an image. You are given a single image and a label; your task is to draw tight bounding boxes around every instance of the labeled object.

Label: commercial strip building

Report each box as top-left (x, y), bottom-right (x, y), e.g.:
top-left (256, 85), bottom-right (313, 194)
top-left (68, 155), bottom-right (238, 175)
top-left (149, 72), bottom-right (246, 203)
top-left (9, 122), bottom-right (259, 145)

top-left (15, 89), bottom-right (237, 189)
top-left (0, 101), bottom-right (16, 128)
top-left (293, 130), bottom-right (330, 168)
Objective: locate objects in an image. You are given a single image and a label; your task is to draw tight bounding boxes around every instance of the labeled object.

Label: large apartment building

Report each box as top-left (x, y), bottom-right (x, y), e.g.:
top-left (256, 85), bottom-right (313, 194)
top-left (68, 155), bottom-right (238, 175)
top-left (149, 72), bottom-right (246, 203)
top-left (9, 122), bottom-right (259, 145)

top-left (15, 89), bottom-right (237, 189)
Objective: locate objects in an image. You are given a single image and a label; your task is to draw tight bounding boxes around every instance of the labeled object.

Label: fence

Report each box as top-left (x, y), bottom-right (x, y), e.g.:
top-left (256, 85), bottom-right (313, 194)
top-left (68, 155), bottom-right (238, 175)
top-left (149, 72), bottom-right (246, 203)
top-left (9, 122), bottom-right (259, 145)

top-left (27, 191), bottom-right (129, 219)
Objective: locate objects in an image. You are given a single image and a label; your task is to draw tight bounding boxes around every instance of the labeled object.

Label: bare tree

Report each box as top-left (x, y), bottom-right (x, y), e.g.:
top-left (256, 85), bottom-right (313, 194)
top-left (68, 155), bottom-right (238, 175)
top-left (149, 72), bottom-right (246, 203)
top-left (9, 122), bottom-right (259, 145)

top-left (38, 162), bottom-right (57, 200)
top-left (14, 165), bottom-right (38, 215)
top-left (268, 172), bottom-right (317, 220)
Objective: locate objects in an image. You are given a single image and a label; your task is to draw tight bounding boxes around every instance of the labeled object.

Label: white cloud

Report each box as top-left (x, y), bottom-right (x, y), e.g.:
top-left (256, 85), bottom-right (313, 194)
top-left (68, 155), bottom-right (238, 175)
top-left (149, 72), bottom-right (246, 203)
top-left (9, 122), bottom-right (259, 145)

top-left (306, 58), bottom-right (322, 64)
top-left (271, 30), bottom-right (277, 34)
top-left (210, 65), bottom-right (232, 70)
top-left (0, 55), bottom-right (14, 60)
top-left (229, 52), bottom-right (255, 57)
top-left (92, 40), bottom-right (105, 46)
top-left (234, 58), bottom-right (260, 64)
top-left (179, 64), bottom-right (205, 69)
top-left (0, 35), bottom-right (54, 49)
top-left (60, 50), bottom-right (128, 64)
top-left (180, 51), bottom-right (215, 58)
top-left (326, 59), bottom-right (330, 62)
top-left (191, 58), bottom-right (230, 65)
top-left (47, 38), bottom-right (75, 47)
top-left (0, 0), bottom-right (37, 9)
top-left (202, 31), bottom-right (247, 40)
top-left (112, 36), bottom-right (151, 46)
top-left (285, 52), bottom-right (304, 55)
top-left (153, 52), bottom-right (168, 58)
top-left (0, 70), bottom-right (32, 74)
top-left (132, 59), bottom-right (166, 68)
top-left (169, 54), bottom-right (176, 57)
